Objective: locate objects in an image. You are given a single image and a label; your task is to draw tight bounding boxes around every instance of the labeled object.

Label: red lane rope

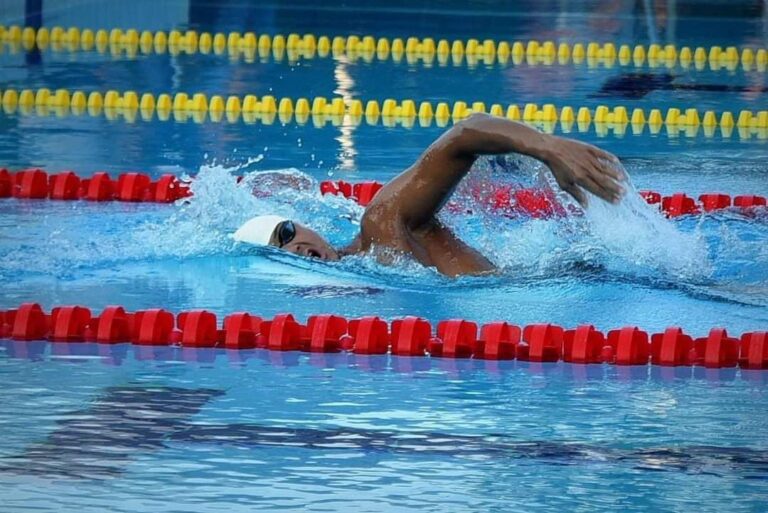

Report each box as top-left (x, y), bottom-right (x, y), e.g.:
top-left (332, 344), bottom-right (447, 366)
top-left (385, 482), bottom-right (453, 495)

top-left (1, 303), bottom-right (766, 369)
top-left (1, 167), bottom-right (767, 218)
top-left (0, 167), bottom-right (191, 203)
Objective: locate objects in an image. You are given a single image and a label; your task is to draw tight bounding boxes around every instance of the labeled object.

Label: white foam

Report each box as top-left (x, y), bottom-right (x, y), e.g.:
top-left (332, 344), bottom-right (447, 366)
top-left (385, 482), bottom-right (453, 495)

top-left (578, 174), bottom-right (711, 280)
top-left (0, 161), bottom-right (731, 290)
top-left (131, 164), bottom-right (363, 259)
top-left (450, 157), bottom-right (713, 282)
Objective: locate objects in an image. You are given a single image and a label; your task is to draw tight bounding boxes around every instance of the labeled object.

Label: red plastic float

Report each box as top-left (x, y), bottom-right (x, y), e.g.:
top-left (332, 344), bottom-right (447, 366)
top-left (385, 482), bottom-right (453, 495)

top-left (154, 173), bottom-right (191, 203)
top-left (699, 194), bottom-right (731, 212)
top-left (739, 332), bottom-right (768, 369)
top-left (734, 195), bottom-right (766, 208)
top-left (305, 314), bottom-right (348, 353)
top-left (476, 322), bottom-right (519, 360)
top-left (0, 310), bottom-right (10, 337)
top-left (84, 172), bottom-right (115, 201)
top-left (223, 312), bottom-right (261, 349)
top-left (563, 325), bottom-right (606, 364)
top-left (1, 310), bottom-right (12, 337)
top-left (177, 310), bottom-right (219, 347)
top-left (346, 316), bottom-right (389, 354)
top-left (263, 313), bottom-right (303, 351)
top-left (432, 319), bottom-right (478, 358)
top-left (0, 168), bottom-right (12, 197)
top-left (49, 171), bottom-right (81, 200)
top-left (390, 316), bottom-right (431, 357)
top-left (661, 193), bottom-right (699, 217)
top-left (650, 327), bottom-right (694, 366)
top-left (116, 172), bottom-right (152, 202)
top-left (639, 190), bottom-right (661, 204)
top-left (319, 180), bottom-right (338, 196)
top-left (10, 303), bottom-right (48, 340)
top-left (131, 308), bottom-right (174, 345)
top-left (320, 179), bottom-right (353, 198)
top-left (607, 326), bottom-right (650, 365)
top-left (50, 305), bottom-right (91, 342)
top-left (693, 328), bottom-right (740, 368)
top-left (94, 306), bottom-right (131, 343)
top-left (336, 180), bottom-right (353, 198)
top-left (352, 181), bottom-right (383, 207)
top-left (14, 168), bottom-right (49, 199)
top-left (512, 189), bottom-right (566, 218)
top-left (518, 324), bottom-right (564, 362)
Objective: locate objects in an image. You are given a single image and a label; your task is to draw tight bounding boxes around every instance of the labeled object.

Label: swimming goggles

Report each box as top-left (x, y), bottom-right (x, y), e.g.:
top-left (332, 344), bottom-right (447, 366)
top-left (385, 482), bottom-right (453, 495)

top-left (275, 220), bottom-right (296, 248)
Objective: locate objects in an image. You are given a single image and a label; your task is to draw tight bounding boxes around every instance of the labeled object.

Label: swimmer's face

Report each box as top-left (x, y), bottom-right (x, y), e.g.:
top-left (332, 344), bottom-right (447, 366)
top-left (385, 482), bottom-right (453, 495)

top-left (270, 220), bottom-right (340, 262)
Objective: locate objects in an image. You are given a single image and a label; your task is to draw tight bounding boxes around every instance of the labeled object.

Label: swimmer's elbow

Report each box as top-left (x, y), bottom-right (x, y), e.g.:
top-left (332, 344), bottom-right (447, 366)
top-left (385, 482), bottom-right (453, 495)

top-left (455, 112), bottom-right (494, 130)
top-left (446, 113), bottom-right (499, 157)
top-left (446, 112), bottom-right (546, 159)
top-left (450, 113), bottom-right (493, 142)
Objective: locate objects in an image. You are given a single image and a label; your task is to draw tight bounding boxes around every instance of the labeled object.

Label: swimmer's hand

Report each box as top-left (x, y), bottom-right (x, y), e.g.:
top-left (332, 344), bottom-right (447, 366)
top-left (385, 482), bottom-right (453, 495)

top-left (543, 136), bottom-right (625, 206)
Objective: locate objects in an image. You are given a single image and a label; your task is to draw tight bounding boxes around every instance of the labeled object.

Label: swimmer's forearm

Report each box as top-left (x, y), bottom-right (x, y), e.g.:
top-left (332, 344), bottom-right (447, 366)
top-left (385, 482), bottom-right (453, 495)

top-left (452, 113), bottom-right (556, 164)
top-left (454, 113), bottom-right (624, 204)
top-left (374, 112), bottom-right (620, 229)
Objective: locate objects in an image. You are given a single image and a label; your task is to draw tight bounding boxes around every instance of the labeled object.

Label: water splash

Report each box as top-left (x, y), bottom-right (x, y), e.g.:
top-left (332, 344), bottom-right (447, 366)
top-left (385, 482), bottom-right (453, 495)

top-left (448, 156), bottom-right (712, 283)
top-left (1, 160), bottom-right (765, 306)
top-left (568, 164), bottom-right (712, 282)
top-left (129, 164), bottom-right (363, 260)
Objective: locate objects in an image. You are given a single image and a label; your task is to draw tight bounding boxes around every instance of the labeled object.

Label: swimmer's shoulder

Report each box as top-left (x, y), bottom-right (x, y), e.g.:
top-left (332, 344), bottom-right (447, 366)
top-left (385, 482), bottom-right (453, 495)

top-left (360, 191), bottom-right (402, 234)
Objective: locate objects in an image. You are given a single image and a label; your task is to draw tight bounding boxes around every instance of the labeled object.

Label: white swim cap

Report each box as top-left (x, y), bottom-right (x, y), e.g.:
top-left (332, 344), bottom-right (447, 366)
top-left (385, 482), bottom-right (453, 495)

top-left (233, 215), bottom-right (288, 246)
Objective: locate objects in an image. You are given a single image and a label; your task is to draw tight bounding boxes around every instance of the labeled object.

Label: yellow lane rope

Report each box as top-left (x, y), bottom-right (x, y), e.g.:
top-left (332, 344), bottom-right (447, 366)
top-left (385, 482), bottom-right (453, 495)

top-left (1, 25), bottom-right (766, 72)
top-left (1, 87), bottom-right (766, 140)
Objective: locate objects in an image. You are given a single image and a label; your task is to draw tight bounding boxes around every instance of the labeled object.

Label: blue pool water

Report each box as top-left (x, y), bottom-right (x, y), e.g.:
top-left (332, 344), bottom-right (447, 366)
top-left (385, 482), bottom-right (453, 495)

top-left (1, 0), bottom-right (767, 511)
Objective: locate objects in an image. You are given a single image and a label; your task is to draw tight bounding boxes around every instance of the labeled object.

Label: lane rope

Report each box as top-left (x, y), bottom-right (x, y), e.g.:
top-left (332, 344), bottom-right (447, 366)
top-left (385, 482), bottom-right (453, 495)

top-left (2, 87), bottom-right (767, 140)
top-left (1, 303), bottom-right (766, 369)
top-left (2, 168), bottom-right (766, 218)
top-left (1, 25), bottom-right (766, 72)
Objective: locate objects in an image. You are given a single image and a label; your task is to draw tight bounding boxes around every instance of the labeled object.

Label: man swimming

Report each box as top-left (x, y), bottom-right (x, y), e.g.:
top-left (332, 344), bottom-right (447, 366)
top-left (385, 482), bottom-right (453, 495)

top-left (234, 113), bottom-right (625, 277)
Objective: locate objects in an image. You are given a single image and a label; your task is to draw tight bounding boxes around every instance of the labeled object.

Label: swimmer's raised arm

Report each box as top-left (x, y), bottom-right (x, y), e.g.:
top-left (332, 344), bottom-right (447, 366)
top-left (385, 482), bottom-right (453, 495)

top-left (373, 113), bottom-right (624, 229)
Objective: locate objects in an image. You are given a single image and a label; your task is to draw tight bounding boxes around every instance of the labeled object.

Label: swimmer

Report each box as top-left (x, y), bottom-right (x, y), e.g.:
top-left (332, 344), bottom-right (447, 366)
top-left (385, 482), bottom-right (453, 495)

top-left (235, 113), bottom-right (625, 276)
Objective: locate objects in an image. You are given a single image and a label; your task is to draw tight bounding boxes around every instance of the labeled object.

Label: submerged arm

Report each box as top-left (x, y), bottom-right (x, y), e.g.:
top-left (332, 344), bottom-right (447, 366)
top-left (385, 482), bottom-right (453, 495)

top-left (375, 113), bottom-right (624, 229)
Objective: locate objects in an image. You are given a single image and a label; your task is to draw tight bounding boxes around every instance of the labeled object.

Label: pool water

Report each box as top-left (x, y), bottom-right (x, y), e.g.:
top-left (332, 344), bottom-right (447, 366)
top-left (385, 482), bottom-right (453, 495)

top-left (1, 1), bottom-right (767, 512)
